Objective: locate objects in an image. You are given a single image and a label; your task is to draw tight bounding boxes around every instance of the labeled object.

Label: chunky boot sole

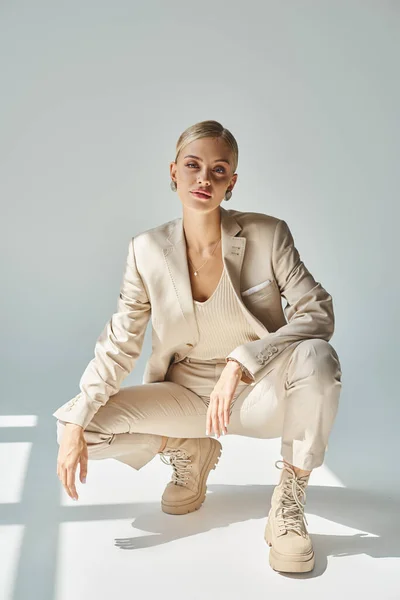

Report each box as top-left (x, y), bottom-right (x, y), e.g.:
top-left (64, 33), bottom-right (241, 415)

top-left (264, 520), bottom-right (315, 573)
top-left (161, 439), bottom-right (222, 515)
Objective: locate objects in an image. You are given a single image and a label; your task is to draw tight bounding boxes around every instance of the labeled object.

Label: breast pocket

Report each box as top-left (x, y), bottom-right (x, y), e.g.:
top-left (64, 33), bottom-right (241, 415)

top-left (241, 278), bottom-right (276, 303)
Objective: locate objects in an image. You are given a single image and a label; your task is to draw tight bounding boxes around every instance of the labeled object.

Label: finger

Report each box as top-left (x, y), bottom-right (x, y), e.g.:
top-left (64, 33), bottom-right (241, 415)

top-left (206, 405), bottom-right (212, 435)
top-left (212, 399), bottom-right (220, 437)
top-left (61, 467), bottom-right (73, 500)
top-left (208, 397), bottom-right (216, 437)
top-left (80, 446), bottom-right (88, 483)
top-left (67, 464), bottom-right (78, 500)
top-left (218, 402), bottom-right (226, 435)
top-left (224, 396), bottom-right (231, 430)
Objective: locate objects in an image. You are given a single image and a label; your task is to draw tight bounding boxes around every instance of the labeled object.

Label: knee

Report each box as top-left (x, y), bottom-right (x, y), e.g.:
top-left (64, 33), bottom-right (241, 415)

top-left (292, 339), bottom-right (342, 379)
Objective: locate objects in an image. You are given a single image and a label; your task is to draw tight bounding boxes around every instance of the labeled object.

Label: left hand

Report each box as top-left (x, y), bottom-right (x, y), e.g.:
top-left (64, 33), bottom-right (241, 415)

top-left (206, 361), bottom-right (243, 438)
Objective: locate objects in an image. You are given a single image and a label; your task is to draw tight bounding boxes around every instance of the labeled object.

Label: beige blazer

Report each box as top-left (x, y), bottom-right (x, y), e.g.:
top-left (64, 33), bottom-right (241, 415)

top-left (53, 206), bottom-right (335, 429)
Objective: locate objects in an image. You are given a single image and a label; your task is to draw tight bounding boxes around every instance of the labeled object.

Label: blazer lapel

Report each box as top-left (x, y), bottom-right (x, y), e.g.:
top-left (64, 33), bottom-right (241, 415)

top-left (162, 206), bottom-right (267, 343)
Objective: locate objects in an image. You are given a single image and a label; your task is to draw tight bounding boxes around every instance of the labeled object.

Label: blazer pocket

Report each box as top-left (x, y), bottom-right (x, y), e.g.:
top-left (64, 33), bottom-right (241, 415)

top-left (241, 279), bottom-right (273, 297)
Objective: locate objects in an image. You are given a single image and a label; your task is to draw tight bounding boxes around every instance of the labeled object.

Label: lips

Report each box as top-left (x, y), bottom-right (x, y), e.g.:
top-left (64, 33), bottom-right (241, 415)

top-left (191, 189), bottom-right (211, 198)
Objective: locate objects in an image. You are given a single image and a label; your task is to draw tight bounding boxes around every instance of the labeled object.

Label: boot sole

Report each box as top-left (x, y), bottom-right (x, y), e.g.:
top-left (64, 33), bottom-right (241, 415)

top-left (161, 439), bottom-right (222, 515)
top-left (264, 521), bottom-right (315, 573)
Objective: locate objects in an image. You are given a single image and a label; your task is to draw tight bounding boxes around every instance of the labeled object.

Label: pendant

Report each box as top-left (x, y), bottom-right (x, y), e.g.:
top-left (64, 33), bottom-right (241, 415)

top-left (194, 271), bottom-right (198, 276)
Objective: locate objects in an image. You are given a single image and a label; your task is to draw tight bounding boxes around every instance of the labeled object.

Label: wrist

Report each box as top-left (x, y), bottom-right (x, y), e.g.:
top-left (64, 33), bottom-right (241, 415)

top-left (226, 357), bottom-right (254, 383)
top-left (226, 358), bottom-right (242, 372)
top-left (65, 422), bottom-right (84, 432)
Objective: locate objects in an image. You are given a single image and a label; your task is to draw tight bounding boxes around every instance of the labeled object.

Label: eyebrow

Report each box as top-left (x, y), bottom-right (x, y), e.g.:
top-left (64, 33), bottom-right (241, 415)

top-left (183, 154), bottom-right (230, 165)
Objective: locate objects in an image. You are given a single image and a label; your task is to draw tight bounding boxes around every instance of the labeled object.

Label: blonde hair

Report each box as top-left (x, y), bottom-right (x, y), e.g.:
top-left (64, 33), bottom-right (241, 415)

top-left (174, 120), bottom-right (239, 172)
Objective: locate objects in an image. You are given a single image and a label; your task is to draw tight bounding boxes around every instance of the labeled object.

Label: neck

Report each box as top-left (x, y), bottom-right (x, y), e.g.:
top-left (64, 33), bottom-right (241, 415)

top-left (182, 205), bottom-right (222, 255)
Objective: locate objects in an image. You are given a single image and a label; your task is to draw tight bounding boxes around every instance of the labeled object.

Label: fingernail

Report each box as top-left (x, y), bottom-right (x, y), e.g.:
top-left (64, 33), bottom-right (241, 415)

top-left (82, 477), bottom-right (86, 483)
top-left (206, 430), bottom-right (209, 436)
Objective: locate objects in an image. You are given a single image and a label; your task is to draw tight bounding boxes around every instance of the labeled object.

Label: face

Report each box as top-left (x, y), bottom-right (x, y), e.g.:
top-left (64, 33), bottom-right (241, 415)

top-left (169, 136), bottom-right (238, 210)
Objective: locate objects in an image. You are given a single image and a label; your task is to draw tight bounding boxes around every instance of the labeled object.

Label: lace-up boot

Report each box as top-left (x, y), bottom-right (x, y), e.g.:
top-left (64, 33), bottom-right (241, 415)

top-left (264, 460), bottom-right (314, 573)
top-left (158, 437), bottom-right (222, 515)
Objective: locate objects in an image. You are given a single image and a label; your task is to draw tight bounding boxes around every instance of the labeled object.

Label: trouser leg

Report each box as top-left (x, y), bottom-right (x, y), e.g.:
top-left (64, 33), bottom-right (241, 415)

top-left (218, 338), bottom-right (342, 471)
top-left (56, 419), bottom-right (163, 470)
top-left (56, 380), bottom-right (210, 470)
top-left (279, 338), bottom-right (342, 471)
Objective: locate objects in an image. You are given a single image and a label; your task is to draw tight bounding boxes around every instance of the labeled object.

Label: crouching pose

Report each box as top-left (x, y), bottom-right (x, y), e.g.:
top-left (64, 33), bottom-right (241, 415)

top-left (54, 120), bottom-right (342, 574)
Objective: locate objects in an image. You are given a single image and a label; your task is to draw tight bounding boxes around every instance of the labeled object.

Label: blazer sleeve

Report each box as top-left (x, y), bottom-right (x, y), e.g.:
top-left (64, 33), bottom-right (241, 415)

top-left (225, 219), bottom-right (335, 385)
top-left (52, 237), bottom-right (151, 429)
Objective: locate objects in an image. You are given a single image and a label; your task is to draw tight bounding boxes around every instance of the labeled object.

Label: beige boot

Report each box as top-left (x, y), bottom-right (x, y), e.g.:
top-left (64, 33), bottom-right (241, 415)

top-left (264, 460), bottom-right (315, 573)
top-left (158, 437), bottom-right (222, 515)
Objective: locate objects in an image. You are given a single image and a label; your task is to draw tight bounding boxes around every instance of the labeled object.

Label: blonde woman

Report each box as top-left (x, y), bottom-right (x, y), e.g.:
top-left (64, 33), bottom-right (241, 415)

top-left (54, 119), bottom-right (342, 574)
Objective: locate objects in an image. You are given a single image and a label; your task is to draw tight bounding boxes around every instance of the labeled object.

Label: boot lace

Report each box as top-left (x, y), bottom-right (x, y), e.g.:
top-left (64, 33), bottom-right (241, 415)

top-left (274, 460), bottom-right (309, 535)
top-left (160, 449), bottom-right (192, 486)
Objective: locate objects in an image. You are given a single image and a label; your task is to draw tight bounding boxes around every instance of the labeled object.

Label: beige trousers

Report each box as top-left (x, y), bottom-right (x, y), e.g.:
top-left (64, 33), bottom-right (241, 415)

top-left (56, 339), bottom-right (342, 472)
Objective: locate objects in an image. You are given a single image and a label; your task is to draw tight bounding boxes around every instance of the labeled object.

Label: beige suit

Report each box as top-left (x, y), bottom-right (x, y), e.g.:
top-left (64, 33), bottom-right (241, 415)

top-left (53, 206), bottom-right (342, 471)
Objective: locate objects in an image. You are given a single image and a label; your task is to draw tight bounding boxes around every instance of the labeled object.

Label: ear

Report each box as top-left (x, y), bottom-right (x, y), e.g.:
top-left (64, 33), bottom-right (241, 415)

top-left (169, 161), bottom-right (177, 180)
top-left (229, 172), bottom-right (238, 189)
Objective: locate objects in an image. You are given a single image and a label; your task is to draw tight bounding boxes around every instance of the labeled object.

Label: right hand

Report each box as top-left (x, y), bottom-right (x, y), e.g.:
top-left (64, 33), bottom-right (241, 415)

top-left (57, 423), bottom-right (88, 501)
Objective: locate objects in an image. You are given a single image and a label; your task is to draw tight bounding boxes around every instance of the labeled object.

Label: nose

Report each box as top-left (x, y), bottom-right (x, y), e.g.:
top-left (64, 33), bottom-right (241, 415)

top-left (197, 166), bottom-right (212, 182)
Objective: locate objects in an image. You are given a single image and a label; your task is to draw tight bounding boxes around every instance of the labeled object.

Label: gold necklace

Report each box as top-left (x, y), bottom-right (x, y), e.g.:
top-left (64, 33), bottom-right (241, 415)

top-left (187, 238), bottom-right (221, 276)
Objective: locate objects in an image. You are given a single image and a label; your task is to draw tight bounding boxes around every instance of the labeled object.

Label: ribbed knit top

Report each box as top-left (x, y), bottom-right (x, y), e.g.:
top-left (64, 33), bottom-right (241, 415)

top-left (187, 267), bottom-right (259, 360)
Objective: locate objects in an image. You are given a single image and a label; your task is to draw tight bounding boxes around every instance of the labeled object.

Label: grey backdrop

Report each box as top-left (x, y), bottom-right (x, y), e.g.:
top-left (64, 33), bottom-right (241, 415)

top-left (1, 1), bottom-right (399, 497)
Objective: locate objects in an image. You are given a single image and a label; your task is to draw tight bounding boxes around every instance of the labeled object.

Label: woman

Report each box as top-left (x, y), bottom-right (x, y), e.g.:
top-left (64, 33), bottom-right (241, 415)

top-left (54, 119), bottom-right (342, 573)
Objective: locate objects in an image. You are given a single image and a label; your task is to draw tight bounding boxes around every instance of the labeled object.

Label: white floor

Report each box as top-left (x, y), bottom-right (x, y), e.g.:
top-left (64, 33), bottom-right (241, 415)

top-left (1, 432), bottom-right (399, 600)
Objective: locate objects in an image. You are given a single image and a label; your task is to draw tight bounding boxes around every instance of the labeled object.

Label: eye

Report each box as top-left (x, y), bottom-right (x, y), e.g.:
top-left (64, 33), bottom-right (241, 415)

top-left (186, 162), bottom-right (225, 173)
